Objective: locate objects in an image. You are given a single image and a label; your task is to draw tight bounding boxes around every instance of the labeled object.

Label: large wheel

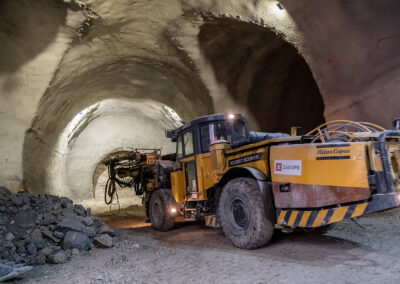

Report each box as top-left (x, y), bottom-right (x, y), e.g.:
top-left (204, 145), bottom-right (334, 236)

top-left (218, 178), bottom-right (274, 249)
top-left (149, 190), bottom-right (175, 231)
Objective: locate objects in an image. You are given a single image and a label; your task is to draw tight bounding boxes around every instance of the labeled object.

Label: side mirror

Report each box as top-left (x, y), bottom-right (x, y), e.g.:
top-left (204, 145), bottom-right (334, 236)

top-left (393, 118), bottom-right (400, 130)
top-left (165, 130), bottom-right (178, 142)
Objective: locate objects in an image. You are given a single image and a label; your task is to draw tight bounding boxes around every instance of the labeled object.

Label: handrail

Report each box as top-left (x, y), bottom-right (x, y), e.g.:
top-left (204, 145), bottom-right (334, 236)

top-left (306, 120), bottom-right (385, 143)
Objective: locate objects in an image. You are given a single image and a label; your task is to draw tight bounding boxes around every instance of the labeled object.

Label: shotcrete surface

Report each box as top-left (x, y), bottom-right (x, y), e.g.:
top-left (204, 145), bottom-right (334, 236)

top-left (2, 0), bottom-right (400, 202)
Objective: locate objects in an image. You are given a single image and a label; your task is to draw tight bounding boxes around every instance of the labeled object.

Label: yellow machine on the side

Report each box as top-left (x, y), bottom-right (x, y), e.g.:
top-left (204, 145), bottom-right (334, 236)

top-left (120, 114), bottom-right (400, 249)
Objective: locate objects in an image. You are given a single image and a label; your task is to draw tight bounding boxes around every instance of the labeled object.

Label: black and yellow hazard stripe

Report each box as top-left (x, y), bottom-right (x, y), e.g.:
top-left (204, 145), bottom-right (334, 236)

top-left (276, 202), bottom-right (368, 228)
top-left (205, 215), bottom-right (221, 228)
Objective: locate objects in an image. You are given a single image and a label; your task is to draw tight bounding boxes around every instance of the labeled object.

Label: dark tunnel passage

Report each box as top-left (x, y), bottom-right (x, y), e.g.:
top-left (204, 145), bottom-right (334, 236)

top-left (199, 18), bottom-right (325, 134)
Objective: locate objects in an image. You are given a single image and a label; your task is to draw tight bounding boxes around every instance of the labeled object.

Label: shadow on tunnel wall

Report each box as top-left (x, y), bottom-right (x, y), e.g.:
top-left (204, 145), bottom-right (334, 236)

top-left (198, 18), bottom-right (325, 134)
top-left (0, 0), bottom-right (68, 75)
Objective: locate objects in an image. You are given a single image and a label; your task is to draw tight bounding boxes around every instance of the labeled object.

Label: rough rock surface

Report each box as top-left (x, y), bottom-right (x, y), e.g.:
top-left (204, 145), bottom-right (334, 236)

top-left (0, 263), bottom-right (33, 282)
top-left (0, 187), bottom-right (114, 266)
top-left (47, 251), bottom-right (68, 264)
top-left (63, 231), bottom-right (91, 251)
top-left (93, 234), bottom-right (113, 248)
top-left (1, 0), bottom-right (400, 212)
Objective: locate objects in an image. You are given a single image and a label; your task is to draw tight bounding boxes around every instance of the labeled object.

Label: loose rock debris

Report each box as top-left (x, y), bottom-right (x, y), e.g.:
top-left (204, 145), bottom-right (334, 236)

top-left (0, 187), bottom-right (115, 271)
top-left (0, 263), bottom-right (33, 282)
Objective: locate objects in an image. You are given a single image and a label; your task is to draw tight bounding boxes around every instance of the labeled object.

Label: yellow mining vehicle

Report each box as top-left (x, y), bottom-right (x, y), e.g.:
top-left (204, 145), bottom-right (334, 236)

top-left (105, 114), bottom-right (400, 249)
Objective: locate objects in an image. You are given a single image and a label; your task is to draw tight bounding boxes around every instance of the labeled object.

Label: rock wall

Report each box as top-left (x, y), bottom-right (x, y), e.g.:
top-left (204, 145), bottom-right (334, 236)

top-left (0, 0), bottom-right (84, 191)
top-left (281, 0), bottom-right (400, 124)
top-left (1, 0), bottom-right (399, 202)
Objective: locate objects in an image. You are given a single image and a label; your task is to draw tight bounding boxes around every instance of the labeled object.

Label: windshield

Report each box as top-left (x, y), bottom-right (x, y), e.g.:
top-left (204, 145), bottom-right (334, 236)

top-left (200, 120), bottom-right (247, 152)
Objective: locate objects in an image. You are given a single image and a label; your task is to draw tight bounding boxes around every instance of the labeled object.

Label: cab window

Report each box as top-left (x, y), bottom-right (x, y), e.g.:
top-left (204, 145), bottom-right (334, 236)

top-left (200, 120), bottom-right (247, 152)
top-left (176, 131), bottom-right (194, 159)
top-left (176, 135), bottom-right (183, 159)
top-left (183, 131), bottom-right (194, 156)
top-left (200, 122), bottom-right (231, 152)
top-left (200, 124), bottom-right (212, 152)
top-left (185, 161), bottom-right (197, 195)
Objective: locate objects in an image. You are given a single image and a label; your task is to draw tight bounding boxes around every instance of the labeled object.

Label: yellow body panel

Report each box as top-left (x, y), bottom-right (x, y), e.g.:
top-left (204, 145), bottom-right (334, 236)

top-left (171, 137), bottom-right (373, 211)
top-left (171, 170), bottom-right (186, 202)
top-left (270, 143), bottom-right (369, 188)
top-left (182, 156), bottom-right (195, 163)
top-left (173, 142), bottom-right (271, 202)
top-left (224, 148), bottom-right (269, 176)
top-left (173, 155), bottom-right (214, 202)
top-left (196, 153), bottom-right (213, 200)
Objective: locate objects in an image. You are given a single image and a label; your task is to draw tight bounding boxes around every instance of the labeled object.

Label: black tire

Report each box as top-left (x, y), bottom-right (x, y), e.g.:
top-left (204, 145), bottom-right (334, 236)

top-left (149, 190), bottom-right (175, 231)
top-left (218, 178), bottom-right (274, 249)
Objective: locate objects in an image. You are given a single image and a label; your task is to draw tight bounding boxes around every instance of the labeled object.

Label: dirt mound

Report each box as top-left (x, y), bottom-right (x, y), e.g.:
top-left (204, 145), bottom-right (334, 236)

top-left (0, 187), bottom-right (114, 266)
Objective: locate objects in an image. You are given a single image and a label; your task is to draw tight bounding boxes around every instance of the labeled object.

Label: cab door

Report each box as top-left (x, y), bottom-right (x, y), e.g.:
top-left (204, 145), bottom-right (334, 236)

top-left (181, 130), bottom-right (199, 200)
top-left (171, 129), bottom-right (199, 201)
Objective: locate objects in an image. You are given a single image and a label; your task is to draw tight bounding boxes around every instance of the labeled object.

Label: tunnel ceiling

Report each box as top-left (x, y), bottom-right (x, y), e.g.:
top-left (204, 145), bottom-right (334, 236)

top-left (198, 17), bottom-right (325, 133)
top-left (1, 0), bottom-right (400, 202)
top-left (0, 0), bottom-right (68, 75)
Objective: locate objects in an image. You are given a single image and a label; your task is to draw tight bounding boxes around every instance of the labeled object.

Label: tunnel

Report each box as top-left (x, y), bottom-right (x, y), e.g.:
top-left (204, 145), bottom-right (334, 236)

top-left (21, 14), bottom-right (325, 206)
top-left (1, 0), bottom-right (400, 208)
top-left (2, 0), bottom-right (400, 280)
top-left (198, 17), bottom-right (325, 133)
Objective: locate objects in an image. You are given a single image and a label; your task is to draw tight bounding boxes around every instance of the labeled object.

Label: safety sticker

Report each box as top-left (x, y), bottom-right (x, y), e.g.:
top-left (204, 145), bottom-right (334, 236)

top-left (274, 160), bottom-right (302, 176)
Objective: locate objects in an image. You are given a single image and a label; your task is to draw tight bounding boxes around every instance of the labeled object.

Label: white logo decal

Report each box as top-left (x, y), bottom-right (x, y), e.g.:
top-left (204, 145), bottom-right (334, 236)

top-left (274, 160), bottom-right (302, 176)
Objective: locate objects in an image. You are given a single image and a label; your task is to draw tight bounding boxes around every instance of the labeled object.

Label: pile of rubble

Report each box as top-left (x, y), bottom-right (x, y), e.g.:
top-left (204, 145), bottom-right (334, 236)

top-left (0, 187), bottom-right (115, 265)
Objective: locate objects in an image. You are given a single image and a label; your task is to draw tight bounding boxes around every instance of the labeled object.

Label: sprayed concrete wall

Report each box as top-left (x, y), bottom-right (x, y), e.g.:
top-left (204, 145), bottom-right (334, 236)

top-left (1, 0), bottom-right (400, 204)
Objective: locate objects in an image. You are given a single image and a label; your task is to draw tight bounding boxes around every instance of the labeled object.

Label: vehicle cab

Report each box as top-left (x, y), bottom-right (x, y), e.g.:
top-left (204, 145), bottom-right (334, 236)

top-left (166, 114), bottom-right (249, 209)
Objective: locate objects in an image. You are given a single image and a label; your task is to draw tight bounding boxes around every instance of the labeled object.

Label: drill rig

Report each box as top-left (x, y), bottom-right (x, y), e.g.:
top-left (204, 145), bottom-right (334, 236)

top-left (103, 149), bottom-right (174, 209)
top-left (104, 115), bottom-right (400, 249)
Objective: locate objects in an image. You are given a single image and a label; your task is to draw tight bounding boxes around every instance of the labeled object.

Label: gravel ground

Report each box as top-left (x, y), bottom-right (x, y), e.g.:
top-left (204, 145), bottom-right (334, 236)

top-left (10, 208), bottom-right (400, 284)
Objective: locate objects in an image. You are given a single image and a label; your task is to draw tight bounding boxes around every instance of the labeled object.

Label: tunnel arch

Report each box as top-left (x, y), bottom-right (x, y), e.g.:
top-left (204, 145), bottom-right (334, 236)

top-left (64, 99), bottom-right (183, 200)
top-left (196, 17), bottom-right (325, 133)
top-left (22, 5), bottom-right (325, 203)
top-left (24, 97), bottom-right (184, 202)
top-left (166, 5), bottom-right (326, 132)
top-left (22, 56), bottom-right (211, 200)
top-left (2, 0), bottom-right (400, 196)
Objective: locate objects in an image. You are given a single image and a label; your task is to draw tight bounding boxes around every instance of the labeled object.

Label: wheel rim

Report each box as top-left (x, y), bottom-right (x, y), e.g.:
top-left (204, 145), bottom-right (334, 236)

top-left (231, 198), bottom-right (250, 229)
top-left (152, 201), bottom-right (162, 224)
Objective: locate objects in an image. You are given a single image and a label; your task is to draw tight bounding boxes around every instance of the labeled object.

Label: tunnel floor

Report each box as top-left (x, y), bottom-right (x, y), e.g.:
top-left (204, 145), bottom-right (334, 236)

top-left (16, 208), bottom-right (400, 283)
